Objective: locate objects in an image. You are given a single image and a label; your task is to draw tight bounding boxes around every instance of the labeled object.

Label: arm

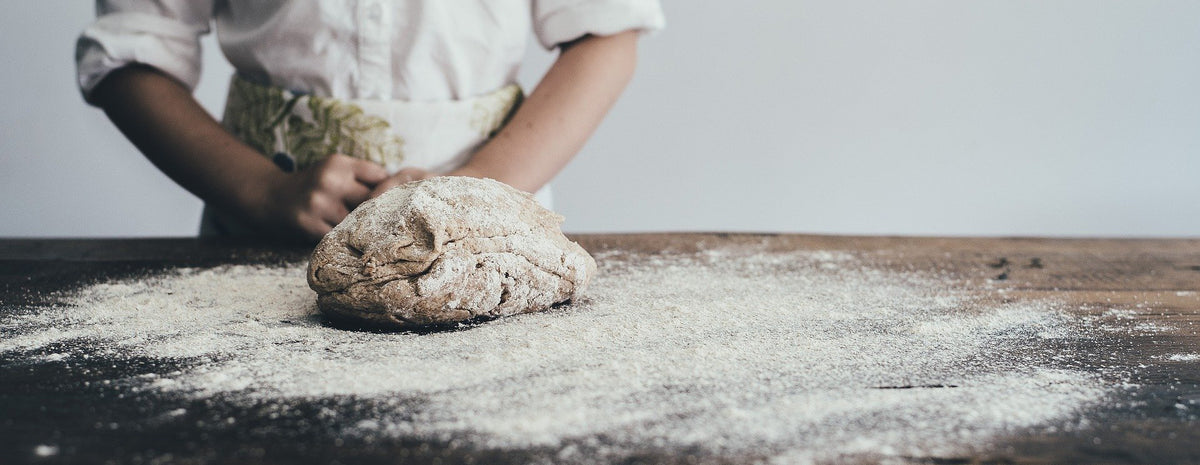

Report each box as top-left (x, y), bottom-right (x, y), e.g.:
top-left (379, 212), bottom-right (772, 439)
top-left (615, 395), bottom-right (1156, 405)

top-left (369, 30), bottom-right (640, 196)
top-left (457, 30), bottom-right (639, 191)
top-left (91, 66), bottom-right (387, 241)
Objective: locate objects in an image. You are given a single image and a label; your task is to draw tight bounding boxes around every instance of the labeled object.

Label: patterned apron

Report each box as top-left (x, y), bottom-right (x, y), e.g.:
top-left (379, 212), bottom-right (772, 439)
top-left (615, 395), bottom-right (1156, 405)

top-left (201, 75), bottom-right (551, 236)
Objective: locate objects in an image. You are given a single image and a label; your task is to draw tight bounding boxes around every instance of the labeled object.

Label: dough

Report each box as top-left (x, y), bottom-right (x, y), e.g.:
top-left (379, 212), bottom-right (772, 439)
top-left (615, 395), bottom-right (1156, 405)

top-left (307, 176), bottom-right (597, 329)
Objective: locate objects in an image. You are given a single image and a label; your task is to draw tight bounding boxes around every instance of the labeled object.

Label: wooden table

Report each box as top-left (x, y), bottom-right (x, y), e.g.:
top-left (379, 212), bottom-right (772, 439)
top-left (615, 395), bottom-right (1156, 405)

top-left (1, 235), bottom-right (1198, 464)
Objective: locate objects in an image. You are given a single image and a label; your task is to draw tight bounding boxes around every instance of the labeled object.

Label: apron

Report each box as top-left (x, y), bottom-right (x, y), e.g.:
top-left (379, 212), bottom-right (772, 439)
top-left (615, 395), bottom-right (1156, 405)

top-left (200, 75), bottom-right (551, 236)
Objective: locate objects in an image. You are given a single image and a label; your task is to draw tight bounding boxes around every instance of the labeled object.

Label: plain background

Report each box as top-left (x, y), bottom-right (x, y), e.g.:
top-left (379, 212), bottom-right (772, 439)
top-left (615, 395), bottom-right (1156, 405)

top-left (3, 1), bottom-right (1198, 237)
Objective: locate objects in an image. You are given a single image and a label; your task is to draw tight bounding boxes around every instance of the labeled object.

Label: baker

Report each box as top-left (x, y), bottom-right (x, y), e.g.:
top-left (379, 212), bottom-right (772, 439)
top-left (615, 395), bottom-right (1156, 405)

top-left (77, 0), bottom-right (665, 241)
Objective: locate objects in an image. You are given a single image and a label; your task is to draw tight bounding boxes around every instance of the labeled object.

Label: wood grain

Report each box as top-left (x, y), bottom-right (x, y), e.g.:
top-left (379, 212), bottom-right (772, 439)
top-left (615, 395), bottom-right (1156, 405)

top-left (1, 235), bottom-right (1198, 464)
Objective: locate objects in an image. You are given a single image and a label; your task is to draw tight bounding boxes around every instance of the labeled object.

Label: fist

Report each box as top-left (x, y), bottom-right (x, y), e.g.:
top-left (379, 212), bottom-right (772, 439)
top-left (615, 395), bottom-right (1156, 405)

top-left (259, 153), bottom-right (389, 241)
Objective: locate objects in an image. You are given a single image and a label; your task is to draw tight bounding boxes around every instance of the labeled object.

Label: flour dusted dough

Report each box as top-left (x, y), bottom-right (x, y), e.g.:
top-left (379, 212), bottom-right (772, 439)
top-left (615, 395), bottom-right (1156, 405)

top-left (307, 177), bottom-right (597, 329)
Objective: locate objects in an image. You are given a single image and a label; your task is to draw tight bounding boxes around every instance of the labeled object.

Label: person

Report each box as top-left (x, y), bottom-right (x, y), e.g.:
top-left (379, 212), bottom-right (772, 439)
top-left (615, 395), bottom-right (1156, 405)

top-left (77, 1), bottom-right (664, 241)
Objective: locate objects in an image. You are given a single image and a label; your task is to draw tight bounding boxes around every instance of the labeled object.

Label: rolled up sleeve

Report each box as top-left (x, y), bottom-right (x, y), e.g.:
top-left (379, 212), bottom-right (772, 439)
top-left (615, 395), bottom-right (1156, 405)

top-left (532, 0), bottom-right (665, 50)
top-left (75, 0), bottom-right (214, 104)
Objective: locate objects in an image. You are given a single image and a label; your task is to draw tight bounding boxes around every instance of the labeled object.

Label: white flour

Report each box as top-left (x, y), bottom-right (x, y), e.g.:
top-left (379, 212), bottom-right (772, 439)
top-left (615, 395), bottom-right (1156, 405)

top-left (3, 247), bottom-right (1110, 463)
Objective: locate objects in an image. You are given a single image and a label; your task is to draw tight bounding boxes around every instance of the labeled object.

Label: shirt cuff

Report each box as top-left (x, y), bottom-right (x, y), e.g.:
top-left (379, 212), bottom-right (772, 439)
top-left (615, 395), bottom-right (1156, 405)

top-left (533, 0), bottom-right (666, 50)
top-left (76, 12), bottom-right (206, 105)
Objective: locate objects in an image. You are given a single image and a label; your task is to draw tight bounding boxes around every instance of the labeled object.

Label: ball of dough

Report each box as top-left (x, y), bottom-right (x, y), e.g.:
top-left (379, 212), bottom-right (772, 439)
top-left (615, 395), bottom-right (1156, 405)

top-left (307, 176), bottom-right (597, 329)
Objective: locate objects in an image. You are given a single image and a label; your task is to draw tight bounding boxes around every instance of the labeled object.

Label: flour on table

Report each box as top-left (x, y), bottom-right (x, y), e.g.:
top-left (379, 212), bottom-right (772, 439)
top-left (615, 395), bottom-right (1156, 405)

top-left (3, 246), bottom-right (1113, 463)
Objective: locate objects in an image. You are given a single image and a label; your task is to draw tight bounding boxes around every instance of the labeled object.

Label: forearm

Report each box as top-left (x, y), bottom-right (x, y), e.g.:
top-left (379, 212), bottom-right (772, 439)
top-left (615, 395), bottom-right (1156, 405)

top-left (90, 66), bottom-right (280, 219)
top-left (453, 31), bottom-right (640, 192)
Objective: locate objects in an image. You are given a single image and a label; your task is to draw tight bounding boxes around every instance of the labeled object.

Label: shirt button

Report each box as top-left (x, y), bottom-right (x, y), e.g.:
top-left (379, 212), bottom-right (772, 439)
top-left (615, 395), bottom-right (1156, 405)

top-left (368, 3), bottom-right (383, 21)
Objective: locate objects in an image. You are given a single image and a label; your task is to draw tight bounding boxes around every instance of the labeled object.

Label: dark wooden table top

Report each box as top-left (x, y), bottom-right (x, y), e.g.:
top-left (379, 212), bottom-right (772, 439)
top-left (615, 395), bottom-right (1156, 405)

top-left (1, 234), bottom-right (1198, 464)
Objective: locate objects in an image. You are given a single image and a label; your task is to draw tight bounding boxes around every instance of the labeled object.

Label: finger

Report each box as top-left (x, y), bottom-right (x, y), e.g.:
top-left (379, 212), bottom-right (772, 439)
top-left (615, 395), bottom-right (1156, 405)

top-left (367, 168), bottom-right (434, 199)
top-left (320, 201), bottom-right (351, 225)
top-left (341, 182), bottom-right (372, 210)
top-left (397, 167), bottom-right (433, 181)
top-left (370, 170), bottom-right (415, 198)
top-left (347, 157), bottom-right (389, 185)
top-left (315, 153), bottom-right (357, 173)
top-left (368, 178), bottom-right (401, 199)
top-left (308, 192), bottom-right (350, 225)
top-left (297, 214), bottom-right (333, 241)
top-left (312, 159), bottom-right (374, 200)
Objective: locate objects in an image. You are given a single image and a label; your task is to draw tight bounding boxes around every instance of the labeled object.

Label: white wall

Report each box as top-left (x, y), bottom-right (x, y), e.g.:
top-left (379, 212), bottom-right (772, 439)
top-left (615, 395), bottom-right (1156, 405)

top-left (3, 1), bottom-right (1198, 237)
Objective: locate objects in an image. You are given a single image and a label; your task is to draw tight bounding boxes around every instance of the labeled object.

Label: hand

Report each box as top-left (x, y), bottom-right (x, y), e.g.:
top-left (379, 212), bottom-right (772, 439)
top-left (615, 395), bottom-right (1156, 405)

top-left (247, 153), bottom-right (388, 241)
top-left (368, 167), bottom-right (435, 199)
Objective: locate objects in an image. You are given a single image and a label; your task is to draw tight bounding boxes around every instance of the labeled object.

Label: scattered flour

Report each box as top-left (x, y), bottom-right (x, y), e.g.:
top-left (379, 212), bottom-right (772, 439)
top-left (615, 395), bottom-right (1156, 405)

top-left (33, 444), bottom-right (59, 457)
top-left (1103, 308), bottom-right (1139, 320)
top-left (2, 248), bottom-right (1110, 463)
top-left (1166, 353), bottom-right (1200, 362)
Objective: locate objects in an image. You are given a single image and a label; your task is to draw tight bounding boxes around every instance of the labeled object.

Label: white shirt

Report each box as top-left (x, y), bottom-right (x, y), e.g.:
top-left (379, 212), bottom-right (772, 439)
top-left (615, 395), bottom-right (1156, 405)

top-left (77, 0), bottom-right (665, 103)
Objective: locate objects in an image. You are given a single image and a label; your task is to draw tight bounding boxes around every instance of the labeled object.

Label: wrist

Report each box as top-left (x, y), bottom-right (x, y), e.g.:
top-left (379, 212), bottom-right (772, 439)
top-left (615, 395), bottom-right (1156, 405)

top-left (230, 164), bottom-right (287, 225)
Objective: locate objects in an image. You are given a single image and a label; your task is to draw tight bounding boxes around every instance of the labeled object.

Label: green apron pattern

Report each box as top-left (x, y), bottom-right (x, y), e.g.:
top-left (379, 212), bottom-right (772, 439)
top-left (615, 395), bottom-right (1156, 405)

top-left (470, 84), bottom-right (524, 138)
top-left (222, 77), bottom-right (406, 170)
